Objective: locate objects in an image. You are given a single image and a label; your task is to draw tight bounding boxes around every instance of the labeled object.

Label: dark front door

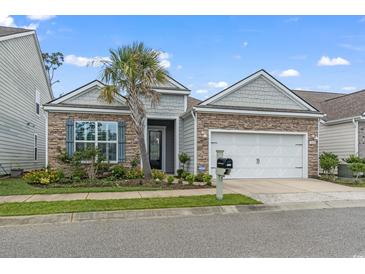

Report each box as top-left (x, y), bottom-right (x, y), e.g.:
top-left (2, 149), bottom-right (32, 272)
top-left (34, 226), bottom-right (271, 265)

top-left (149, 130), bottom-right (162, 170)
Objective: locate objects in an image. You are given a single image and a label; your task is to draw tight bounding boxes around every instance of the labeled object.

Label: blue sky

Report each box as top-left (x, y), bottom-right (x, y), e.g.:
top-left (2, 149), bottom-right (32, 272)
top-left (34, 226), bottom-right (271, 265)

top-left (5, 15), bottom-right (365, 99)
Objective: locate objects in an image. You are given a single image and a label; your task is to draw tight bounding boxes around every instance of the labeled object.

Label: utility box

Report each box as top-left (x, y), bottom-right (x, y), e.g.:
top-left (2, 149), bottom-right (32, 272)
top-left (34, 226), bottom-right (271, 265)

top-left (215, 152), bottom-right (233, 200)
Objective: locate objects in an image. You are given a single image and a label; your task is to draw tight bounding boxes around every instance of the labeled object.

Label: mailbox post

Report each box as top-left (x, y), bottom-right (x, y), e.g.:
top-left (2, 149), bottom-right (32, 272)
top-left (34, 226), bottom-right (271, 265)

top-left (215, 150), bottom-right (233, 200)
top-left (215, 150), bottom-right (224, 200)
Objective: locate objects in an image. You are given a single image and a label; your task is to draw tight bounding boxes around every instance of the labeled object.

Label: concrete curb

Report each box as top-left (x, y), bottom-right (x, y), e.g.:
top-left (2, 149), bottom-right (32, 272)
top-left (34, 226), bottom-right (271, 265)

top-left (2, 199), bottom-right (365, 227)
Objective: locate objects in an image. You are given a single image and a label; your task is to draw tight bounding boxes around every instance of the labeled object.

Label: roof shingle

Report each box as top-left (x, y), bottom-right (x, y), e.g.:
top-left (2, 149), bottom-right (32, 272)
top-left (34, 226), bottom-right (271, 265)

top-left (0, 26), bottom-right (33, 38)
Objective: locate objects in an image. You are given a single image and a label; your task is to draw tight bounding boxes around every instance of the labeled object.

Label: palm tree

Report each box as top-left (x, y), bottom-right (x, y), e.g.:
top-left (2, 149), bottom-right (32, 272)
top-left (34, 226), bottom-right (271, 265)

top-left (99, 42), bottom-right (169, 180)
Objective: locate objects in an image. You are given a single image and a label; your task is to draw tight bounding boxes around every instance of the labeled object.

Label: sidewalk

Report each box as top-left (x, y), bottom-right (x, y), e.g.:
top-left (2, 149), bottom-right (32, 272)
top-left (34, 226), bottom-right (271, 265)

top-left (0, 188), bottom-right (224, 204)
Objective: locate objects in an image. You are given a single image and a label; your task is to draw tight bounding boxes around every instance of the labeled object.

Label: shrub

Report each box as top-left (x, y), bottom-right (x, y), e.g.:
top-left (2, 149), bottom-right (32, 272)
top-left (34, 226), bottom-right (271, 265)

top-left (194, 173), bottom-right (204, 182)
top-left (349, 163), bottom-right (365, 181)
top-left (126, 168), bottom-right (144, 179)
top-left (71, 166), bottom-right (87, 180)
top-left (72, 147), bottom-right (106, 180)
top-left (186, 174), bottom-right (195, 185)
top-left (130, 156), bottom-right (139, 169)
top-left (202, 173), bottom-right (213, 185)
top-left (23, 169), bottom-right (61, 185)
top-left (97, 163), bottom-right (111, 174)
top-left (182, 171), bottom-right (190, 179)
top-left (320, 152), bottom-right (340, 177)
top-left (343, 155), bottom-right (365, 164)
top-left (176, 169), bottom-right (184, 178)
top-left (152, 169), bottom-right (166, 181)
top-left (179, 152), bottom-right (190, 171)
top-left (111, 165), bottom-right (127, 179)
top-left (167, 175), bottom-right (174, 185)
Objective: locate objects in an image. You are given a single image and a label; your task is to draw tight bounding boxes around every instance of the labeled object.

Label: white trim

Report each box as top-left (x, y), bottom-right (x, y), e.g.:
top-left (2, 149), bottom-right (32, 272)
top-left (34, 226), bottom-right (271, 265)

top-left (200, 70), bottom-right (317, 112)
top-left (354, 118), bottom-right (359, 156)
top-left (146, 115), bottom-right (179, 120)
top-left (0, 31), bottom-right (35, 42)
top-left (43, 105), bottom-right (130, 114)
top-left (45, 111), bottom-right (48, 168)
top-left (74, 121), bottom-right (119, 164)
top-left (175, 117), bottom-right (179, 174)
top-left (317, 118), bottom-right (320, 176)
top-left (153, 89), bottom-right (190, 95)
top-left (51, 81), bottom-right (106, 104)
top-left (164, 76), bottom-right (190, 91)
top-left (194, 106), bottom-right (323, 118)
top-left (184, 95), bottom-right (188, 112)
top-left (191, 110), bottom-right (198, 175)
top-left (322, 116), bottom-right (363, 126)
top-left (208, 129), bottom-right (309, 179)
top-left (148, 126), bottom-right (166, 172)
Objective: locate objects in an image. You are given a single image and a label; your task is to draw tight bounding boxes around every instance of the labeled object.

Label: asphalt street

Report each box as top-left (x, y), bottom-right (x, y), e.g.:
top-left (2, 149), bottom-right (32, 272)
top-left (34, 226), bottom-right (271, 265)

top-left (1, 207), bottom-right (365, 257)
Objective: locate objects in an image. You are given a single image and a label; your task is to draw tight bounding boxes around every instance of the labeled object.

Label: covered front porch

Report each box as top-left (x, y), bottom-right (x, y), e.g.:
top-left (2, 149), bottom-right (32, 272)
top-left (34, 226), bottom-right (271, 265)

top-left (145, 118), bottom-right (179, 174)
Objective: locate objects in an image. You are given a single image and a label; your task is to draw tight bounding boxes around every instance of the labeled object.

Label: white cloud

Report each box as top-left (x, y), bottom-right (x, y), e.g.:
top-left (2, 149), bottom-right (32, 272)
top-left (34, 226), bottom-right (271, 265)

top-left (279, 69), bottom-right (300, 77)
top-left (26, 15), bottom-right (56, 21)
top-left (317, 56), bottom-right (350, 66)
top-left (233, 54), bottom-right (241, 59)
top-left (208, 81), bottom-right (228, 89)
top-left (0, 15), bottom-right (38, 29)
top-left (342, 86), bottom-right (357, 91)
top-left (359, 17), bottom-right (365, 23)
top-left (241, 41), bottom-right (248, 48)
top-left (176, 65), bottom-right (183, 70)
top-left (0, 15), bottom-right (15, 27)
top-left (159, 51), bottom-right (171, 68)
top-left (64, 55), bottom-right (109, 67)
top-left (196, 89), bottom-right (208, 94)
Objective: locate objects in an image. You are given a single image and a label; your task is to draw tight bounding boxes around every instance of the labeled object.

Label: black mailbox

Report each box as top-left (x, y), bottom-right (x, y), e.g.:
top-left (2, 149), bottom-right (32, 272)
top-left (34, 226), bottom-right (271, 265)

top-left (217, 158), bottom-right (233, 169)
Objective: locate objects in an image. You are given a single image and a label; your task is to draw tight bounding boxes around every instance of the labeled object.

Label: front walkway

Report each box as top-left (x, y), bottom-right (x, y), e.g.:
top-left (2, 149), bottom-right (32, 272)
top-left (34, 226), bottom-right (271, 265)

top-left (224, 178), bottom-right (365, 204)
top-left (0, 188), bottom-right (222, 204)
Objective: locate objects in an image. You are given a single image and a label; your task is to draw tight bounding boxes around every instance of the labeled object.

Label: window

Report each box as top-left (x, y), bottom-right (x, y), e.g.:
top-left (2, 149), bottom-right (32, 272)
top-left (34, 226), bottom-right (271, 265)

top-left (35, 90), bottom-right (40, 115)
top-left (34, 134), bottom-right (38, 161)
top-left (75, 121), bottom-right (118, 162)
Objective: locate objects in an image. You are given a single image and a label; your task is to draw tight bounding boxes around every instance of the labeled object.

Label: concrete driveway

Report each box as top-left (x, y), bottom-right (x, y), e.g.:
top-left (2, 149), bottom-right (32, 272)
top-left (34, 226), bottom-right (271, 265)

top-left (223, 178), bottom-right (365, 204)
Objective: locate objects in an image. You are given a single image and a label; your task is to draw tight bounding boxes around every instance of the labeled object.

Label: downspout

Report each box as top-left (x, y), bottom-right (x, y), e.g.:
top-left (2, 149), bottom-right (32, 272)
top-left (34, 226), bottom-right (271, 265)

top-left (45, 109), bottom-right (49, 168)
top-left (191, 109), bottom-right (197, 175)
top-left (353, 117), bottom-right (359, 156)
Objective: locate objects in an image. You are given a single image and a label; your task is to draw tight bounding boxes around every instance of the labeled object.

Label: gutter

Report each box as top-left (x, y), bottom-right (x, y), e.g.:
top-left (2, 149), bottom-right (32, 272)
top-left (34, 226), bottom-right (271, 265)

top-left (191, 109), bottom-right (198, 175)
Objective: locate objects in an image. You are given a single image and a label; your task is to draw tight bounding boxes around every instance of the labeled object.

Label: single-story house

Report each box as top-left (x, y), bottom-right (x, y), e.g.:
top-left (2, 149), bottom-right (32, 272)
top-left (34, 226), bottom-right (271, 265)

top-left (0, 26), bottom-right (53, 174)
top-left (294, 89), bottom-right (365, 161)
top-left (44, 69), bottom-right (323, 179)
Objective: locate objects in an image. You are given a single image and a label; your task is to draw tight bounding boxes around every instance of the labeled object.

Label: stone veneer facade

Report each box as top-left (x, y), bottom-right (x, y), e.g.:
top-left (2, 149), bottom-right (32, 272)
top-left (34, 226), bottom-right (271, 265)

top-left (196, 112), bottom-right (319, 177)
top-left (47, 112), bottom-right (139, 168)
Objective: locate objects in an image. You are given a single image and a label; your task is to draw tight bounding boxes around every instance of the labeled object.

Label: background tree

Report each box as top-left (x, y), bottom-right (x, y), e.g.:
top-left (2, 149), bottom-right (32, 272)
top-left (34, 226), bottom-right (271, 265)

top-left (99, 42), bottom-right (169, 180)
top-left (42, 52), bottom-right (64, 86)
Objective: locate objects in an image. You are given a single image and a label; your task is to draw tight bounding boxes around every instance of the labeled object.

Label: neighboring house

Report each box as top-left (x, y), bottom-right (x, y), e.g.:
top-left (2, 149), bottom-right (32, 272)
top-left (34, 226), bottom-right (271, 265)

top-left (0, 26), bottom-right (53, 174)
top-left (45, 69), bottom-right (322, 179)
top-left (294, 89), bottom-right (365, 161)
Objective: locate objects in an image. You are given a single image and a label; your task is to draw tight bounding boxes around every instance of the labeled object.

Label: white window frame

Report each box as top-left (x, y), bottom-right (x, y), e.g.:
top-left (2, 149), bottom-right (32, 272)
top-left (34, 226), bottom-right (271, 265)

top-left (34, 134), bottom-right (38, 161)
top-left (74, 121), bottom-right (118, 163)
top-left (35, 90), bottom-right (40, 116)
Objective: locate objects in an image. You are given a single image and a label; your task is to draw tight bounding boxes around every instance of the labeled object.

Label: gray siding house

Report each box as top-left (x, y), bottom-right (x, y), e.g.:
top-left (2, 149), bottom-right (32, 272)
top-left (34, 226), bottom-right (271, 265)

top-left (0, 26), bottom-right (52, 174)
top-left (45, 69), bottom-right (322, 179)
top-left (294, 89), bottom-right (365, 161)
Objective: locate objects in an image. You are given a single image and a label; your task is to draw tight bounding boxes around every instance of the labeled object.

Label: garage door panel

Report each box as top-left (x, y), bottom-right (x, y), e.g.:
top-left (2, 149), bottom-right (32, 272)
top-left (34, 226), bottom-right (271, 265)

top-left (210, 132), bottom-right (305, 179)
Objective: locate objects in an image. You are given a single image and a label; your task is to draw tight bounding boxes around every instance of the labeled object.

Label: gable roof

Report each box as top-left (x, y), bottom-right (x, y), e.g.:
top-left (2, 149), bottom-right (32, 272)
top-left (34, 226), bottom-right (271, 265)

top-left (320, 89), bottom-right (365, 121)
top-left (47, 80), bottom-right (106, 105)
top-left (0, 26), bottom-right (33, 39)
top-left (199, 69), bottom-right (318, 112)
top-left (292, 90), bottom-right (344, 112)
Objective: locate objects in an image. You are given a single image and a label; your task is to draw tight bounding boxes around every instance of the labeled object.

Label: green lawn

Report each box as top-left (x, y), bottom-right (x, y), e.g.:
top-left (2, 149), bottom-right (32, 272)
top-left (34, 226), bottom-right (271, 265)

top-left (0, 194), bottom-right (260, 216)
top-left (0, 178), bottom-right (167, 196)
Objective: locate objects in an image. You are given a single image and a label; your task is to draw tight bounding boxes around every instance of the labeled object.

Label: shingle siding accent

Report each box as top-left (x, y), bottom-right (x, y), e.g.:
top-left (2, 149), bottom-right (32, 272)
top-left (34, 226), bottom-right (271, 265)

top-left (47, 112), bottom-right (139, 168)
top-left (211, 76), bottom-right (306, 110)
top-left (142, 94), bottom-right (185, 117)
top-left (196, 112), bottom-right (319, 177)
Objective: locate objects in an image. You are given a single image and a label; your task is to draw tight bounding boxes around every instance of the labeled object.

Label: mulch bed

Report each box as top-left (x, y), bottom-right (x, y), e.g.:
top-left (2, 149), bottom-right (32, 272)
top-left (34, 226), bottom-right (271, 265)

top-left (31, 178), bottom-right (213, 189)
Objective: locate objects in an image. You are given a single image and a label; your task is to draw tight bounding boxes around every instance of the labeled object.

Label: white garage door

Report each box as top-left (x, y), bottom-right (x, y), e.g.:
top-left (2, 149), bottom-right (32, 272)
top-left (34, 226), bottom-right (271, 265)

top-left (210, 132), bottom-right (306, 179)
